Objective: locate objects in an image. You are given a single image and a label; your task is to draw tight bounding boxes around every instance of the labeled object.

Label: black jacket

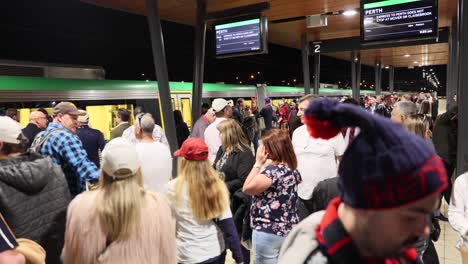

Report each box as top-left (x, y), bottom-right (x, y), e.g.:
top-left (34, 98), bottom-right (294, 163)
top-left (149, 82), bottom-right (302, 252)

top-left (376, 104), bottom-right (392, 118)
top-left (0, 153), bottom-right (71, 264)
top-left (214, 147), bottom-right (255, 196)
top-left (21, 123), bottom-right (43, 152)
top-left (433, 106), bottom-right (458, 165)
top-left (176, 122), bottom-right (190, 147)
top-left (311, 177), bottom-right (340, 213)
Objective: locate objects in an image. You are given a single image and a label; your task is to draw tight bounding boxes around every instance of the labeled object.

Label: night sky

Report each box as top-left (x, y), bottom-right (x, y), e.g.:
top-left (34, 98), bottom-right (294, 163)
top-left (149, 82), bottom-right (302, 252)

top-left (0, 0), bottom-right (446, 94)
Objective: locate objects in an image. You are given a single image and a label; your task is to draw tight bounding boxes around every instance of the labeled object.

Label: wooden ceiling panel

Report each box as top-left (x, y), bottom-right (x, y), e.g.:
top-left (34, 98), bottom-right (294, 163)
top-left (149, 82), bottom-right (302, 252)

top-left (327, 43), bottom-right (449, 67)
top-left (81, 0), bottom-right (457, 67)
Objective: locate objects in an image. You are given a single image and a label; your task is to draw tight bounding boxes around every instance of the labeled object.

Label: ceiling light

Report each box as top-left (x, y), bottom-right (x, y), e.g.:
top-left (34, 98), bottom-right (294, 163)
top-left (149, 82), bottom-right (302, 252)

top-left (404, 54), bottom-right (411, 57)
top-left (343, 9), bottom-right (358, 16)
top-left (385, 66), bottom-right (390, 69)
top-left (414, 61), bottom-right (418, 64)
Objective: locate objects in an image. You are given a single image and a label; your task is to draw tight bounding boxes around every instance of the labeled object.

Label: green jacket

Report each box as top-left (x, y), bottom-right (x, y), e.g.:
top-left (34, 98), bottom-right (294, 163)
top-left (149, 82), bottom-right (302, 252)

top-left (110, 122), bottom-right (131, 140)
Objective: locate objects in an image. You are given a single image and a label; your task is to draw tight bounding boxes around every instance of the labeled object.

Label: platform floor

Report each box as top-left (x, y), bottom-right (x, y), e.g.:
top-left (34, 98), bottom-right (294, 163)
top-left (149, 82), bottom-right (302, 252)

top-left (226, 200), bottom-right (463, 264)
top-left (435, 200), bottom-right (462, 264)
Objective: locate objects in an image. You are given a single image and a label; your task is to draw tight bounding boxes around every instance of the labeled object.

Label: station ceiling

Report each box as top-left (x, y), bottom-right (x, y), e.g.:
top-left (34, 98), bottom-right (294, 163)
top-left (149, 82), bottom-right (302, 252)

top-left (82, 0), bottom-right (457, 68)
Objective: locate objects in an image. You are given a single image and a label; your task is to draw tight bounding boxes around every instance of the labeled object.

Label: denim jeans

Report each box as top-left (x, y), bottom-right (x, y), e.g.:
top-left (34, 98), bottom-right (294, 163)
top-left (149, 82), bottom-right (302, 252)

top-left (252, 230), bottom-right (285, 264)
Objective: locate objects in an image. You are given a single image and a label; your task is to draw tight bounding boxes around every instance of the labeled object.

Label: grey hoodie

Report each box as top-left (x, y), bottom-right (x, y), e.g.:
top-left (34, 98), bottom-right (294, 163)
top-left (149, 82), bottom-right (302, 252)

top-left (278, 211), bottom-right (327, 264)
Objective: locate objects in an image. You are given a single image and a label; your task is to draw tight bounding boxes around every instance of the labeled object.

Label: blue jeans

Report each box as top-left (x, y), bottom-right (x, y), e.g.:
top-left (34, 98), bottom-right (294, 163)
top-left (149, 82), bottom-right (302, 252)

top-left (252, 230), bottom-right (285, 264)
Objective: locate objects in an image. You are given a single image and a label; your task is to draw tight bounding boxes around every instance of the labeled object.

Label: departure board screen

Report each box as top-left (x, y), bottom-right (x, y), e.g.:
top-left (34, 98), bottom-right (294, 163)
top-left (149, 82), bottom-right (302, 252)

top-left (214, 17), bottom-right (268, 58)
top-left (361, 0), bottom-right (438, 42)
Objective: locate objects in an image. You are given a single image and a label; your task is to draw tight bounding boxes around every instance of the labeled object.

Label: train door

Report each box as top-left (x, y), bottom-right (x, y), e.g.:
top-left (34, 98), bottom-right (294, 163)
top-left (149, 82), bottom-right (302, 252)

top-left (170, 94), bottom-right (192, 129)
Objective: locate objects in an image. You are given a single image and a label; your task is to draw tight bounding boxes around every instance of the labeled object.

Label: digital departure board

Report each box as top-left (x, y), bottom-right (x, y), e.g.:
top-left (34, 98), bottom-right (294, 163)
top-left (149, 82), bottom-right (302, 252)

top-left (214, 16), bottom-right (268, 58)
top-left (361, 0), bottom-right (438, 42)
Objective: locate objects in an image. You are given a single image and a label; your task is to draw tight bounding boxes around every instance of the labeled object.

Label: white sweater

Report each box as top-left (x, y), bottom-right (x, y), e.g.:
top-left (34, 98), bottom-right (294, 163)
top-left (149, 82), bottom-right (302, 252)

top-left (448, 172), bottom-right (468, 237)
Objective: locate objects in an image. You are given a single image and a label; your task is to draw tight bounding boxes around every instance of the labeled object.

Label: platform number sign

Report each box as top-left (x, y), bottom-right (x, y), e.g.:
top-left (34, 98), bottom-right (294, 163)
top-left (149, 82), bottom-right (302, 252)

top-left (311, 42), bottom-right (322, 54)
top-left (313, 44), bottom-right (321, 53)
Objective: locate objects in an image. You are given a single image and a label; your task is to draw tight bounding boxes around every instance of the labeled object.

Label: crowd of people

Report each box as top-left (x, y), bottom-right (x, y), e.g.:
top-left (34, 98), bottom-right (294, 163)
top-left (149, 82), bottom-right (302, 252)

top-left (0, 90), bottom-right (463, 264)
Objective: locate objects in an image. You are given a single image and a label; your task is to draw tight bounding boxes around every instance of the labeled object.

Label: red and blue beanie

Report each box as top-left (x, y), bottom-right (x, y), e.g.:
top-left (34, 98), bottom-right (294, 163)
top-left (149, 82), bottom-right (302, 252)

top-left (304, 98), bottom-right (448, 209)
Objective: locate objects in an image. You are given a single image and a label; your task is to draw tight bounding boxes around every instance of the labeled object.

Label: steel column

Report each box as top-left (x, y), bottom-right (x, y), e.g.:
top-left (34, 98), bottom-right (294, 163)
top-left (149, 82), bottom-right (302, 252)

top-left (457, 0), bottom-right (468, 174)
top-left (192, 0), bottom-right (207, 123)
top-left (313, 53), bottom-right (320, 95)
top-left (351, 51), bottom-right (361, 101)
top-left (146, 0), bottom-right (179, 176)
top-left (375, 61), bottom-right (382, 95)
top-left (389, 66), bottom-right (395, 93)
top-left (301, 34), bottom-right (311, 95)
top-left (448, 19), bottom-right (459, 111)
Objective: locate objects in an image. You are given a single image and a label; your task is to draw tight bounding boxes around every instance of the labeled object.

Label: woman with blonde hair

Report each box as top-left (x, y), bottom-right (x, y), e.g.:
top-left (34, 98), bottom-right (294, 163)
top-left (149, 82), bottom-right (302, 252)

top-left (418, 100), bottom-right (433, 130)
top-left (165, 137), bottom-right (244, 264)
top-left (214, 119), bottom-right (255, 263)
top-left (401, 114), bottom-right (438, 263)
top-left (402, 114), bottom-right (434, 149)
top-left (243, 129), bottom-right (301, 264)
top-left (214, 119), bottom-right (255, 196)
top-left (62, 138), bottom-right (176, 264)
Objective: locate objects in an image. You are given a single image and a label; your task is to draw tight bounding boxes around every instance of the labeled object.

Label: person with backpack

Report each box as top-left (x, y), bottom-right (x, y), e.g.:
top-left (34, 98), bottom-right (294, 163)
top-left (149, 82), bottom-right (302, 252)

top-left (0, 116), bottom-right (70, 264)
top-left (31, 102), bottom-right (99, 197)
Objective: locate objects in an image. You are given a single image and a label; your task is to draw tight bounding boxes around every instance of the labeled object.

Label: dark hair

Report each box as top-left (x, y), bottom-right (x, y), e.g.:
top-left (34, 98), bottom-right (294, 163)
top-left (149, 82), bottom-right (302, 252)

top-left (134, 106), bottom-right (145, 117)
top-left (6, 108), bottom-right (18, 119)
top-left (174, 110), bottom-right (184, 125)
top-left (384, 94), bottom-right (392, 100)
top-left (0, 133), bottom-right (28, 155)
top-left (117, 109), bottom-right (131, 122)
top-left (342, 98), bottom-right (359, 105)
top-left (261, 129), bottom-right (297, 169)
top-left (201, 103), bottom-right (210, 115)
top-left (37, 108), bottom-right (49, 116)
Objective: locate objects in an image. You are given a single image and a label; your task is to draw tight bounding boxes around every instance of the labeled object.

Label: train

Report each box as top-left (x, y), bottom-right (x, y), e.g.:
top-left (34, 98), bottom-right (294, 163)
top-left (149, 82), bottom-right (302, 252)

top-left (0, 75), bottom-right (376, 139)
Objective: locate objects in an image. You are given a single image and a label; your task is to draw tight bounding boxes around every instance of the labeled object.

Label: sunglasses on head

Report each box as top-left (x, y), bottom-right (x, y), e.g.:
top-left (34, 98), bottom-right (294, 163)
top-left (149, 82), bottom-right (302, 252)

top-left (137, 113), bottom-right (146, 126)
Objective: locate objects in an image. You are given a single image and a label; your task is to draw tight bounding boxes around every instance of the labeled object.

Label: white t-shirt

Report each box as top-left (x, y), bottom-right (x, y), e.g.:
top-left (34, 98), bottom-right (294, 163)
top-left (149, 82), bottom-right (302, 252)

top-left (122, 124), bottom-right (168, 145)
top-left (136, 141), bottom-right (172, 193)
top-left (448, 172), bottom-right (468, 241)
top-left (204, 117), bottom-right (227, 163)
top-left (164, 179), bottom-right (231, 263)
top-left (292, 125), bottom-right (346, 200)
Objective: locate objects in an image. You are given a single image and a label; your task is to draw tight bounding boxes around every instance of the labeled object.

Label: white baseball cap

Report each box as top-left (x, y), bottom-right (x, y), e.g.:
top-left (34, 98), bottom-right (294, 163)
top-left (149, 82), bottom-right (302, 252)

top-left (0, 116), bottom-right (23, 144)
top-left (210, 98), bottom-right (233, 113)
top-left (101, 138), bottom-right (139, 180)
top-left (77, 110), bottom-right (89, 123)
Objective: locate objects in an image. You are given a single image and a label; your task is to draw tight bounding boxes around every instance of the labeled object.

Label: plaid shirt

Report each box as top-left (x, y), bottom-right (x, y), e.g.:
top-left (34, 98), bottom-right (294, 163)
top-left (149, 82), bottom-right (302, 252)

top-left (32, 123), bottom-right (99, 196)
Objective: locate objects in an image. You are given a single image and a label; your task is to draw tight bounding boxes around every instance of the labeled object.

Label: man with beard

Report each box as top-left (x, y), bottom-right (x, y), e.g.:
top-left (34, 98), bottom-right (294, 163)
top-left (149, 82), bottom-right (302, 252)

top-left (279, 98), bottom-right (447, 264)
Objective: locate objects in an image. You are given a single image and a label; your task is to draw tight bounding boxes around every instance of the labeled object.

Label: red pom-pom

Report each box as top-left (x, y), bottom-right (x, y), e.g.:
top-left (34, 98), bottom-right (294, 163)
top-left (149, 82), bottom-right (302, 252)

top-left (304, 115), bottom-right (340, 139)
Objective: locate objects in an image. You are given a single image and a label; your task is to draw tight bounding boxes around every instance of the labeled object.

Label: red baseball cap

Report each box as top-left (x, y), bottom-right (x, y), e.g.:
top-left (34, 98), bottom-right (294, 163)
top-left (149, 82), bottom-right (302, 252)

top-left (174, 137), bottom-right (209, 161)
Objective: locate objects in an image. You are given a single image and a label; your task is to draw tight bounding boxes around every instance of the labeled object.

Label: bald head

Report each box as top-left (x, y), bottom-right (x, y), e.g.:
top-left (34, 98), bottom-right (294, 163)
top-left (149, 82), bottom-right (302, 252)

top-left (29, 111), bottom-right (48, 129)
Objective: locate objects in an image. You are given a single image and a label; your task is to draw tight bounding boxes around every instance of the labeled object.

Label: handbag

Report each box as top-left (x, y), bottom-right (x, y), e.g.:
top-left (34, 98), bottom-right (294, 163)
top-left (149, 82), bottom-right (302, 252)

top-left (15, 238), bottom-right (46, 264)
top-left (257, 117), bottom-right (266, 131)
